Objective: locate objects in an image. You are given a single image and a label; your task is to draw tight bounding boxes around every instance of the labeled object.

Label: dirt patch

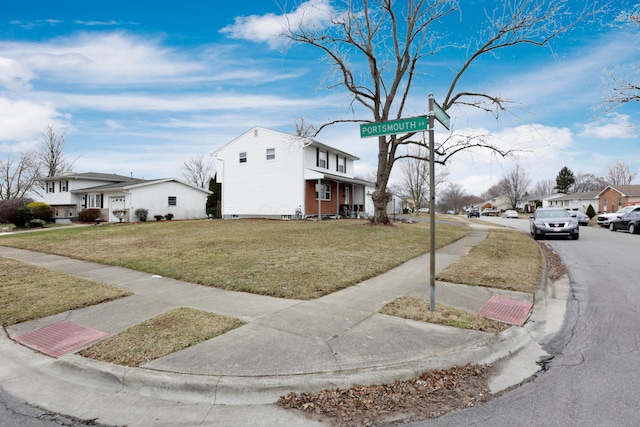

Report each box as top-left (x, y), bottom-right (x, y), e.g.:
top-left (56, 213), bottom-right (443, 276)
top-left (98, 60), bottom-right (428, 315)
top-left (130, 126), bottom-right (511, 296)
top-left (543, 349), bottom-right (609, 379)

top-left (539, 242), bottom-right (567, 281)
top-left (278, 364), bottom-right (492, 426)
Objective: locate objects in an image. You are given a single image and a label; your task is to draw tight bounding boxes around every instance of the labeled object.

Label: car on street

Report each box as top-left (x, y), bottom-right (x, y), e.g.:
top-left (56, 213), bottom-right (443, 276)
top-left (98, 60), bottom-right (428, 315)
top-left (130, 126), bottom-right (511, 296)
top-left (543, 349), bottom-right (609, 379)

top-left (467, 209), bottom-right (479, 218)
top-left (530, 207), bottom-right (580, 240)
top-left (569, 210), bottom-right (590, 226)
top-left (597, 205), bottom-right (640, 227)
top-left (503, 209), bottom-right (518, 219)
top-left (609, 211), bottom-right (640, 234)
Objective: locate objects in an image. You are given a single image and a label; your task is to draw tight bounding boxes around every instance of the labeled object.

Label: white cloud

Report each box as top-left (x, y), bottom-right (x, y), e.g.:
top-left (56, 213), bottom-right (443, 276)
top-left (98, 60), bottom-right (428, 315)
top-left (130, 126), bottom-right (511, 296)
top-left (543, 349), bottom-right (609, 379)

top-left (0, 98), bottom-right (61, 143)
top-left (577, 113), bottom-right (637, 139)
top-left (220, 0), bottom-right (335, 49)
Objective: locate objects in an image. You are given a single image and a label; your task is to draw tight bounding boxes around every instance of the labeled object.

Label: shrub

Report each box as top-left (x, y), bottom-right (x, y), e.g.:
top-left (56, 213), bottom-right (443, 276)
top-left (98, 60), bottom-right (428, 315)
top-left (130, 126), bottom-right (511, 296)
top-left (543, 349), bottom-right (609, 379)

top-left (134, 208), bottom-right (149, 222)
top-left (15, 206), bottom-right (34, 228)
top-left (78, 208), bottom-right (101, 223)
top-left (586, 204), bottom-right (596, 219)
top-left (27, 201), bottom-right (54, 222)
top-left (165, 213), bottom-right (174, 220)
top-left (0, 198), bottom-right (33, 226)
top-left (154, 215), bottom-right (164, 221)
top-left (29, 219), bottom-right (46, 228)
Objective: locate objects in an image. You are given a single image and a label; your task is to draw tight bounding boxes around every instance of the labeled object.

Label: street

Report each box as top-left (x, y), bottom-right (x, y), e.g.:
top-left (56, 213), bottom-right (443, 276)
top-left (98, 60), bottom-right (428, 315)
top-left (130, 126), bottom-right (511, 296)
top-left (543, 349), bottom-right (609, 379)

top-left (410, 217), bottom-right (640, 426)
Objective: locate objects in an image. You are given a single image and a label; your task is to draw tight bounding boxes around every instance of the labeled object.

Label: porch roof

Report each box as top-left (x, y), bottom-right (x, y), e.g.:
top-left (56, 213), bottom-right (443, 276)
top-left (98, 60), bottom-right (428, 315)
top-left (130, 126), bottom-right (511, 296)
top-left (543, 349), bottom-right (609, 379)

top-left (304, 169), bottom-right (373, 187)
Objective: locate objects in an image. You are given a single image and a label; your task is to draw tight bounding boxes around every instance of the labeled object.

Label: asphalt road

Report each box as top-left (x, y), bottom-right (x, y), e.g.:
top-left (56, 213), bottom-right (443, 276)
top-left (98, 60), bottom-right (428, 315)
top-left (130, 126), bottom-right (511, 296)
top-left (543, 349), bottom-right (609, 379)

top-left (409, 217), bottom-right (640, 426)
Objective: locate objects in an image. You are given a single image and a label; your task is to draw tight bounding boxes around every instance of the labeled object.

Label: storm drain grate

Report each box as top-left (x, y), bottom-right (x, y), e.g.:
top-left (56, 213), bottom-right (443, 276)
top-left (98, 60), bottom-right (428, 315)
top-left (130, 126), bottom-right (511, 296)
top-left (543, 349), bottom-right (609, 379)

top-left (15, 321), bottom-right (107, 357)
top-left (477, 295), bottom-right (532, 326)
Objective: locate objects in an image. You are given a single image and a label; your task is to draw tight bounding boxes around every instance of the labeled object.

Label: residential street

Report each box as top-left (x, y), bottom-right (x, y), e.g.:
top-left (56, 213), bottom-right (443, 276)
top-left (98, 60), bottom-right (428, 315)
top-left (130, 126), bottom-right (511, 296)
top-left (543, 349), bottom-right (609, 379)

top-left (407, 218), bottom-right (640, 426)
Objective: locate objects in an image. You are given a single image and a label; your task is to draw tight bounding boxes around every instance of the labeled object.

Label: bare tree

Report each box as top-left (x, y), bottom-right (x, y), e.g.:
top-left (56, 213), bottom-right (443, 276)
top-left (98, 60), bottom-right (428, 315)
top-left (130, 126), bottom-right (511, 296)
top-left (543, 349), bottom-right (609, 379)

top-left (603, 9), bottom-right (640, 110)
top-left (481, 182), bottom-right (504, 200)
top-left (532, 179), bottom-right (556, 196)
top-left (182, 154), bottom-right (213, 188)
top-left (571, 172), bottom-right (607, 192)
top-left (294, 116), bottom-right (318, 138)
top-left (438, 182), bottom-right (466, 213)
top-left (37, 125), bottom-right (75, 178)
top-left (285, 0), bottom-right (599, 224)
top-left (0, 153), bottom-right (40, 201)
top-left (605, 160), bottom-right (639, 186)
top-left (500, 164), bottom-right (531, 209)
top-left (398, 145), bottom-right (448, 212)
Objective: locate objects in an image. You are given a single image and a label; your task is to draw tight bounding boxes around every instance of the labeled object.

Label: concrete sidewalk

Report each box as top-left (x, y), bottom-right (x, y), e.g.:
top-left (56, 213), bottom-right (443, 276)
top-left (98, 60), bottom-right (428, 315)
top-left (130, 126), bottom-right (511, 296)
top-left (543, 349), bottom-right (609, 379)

top-left (0, 221), bottom-right (567, 426)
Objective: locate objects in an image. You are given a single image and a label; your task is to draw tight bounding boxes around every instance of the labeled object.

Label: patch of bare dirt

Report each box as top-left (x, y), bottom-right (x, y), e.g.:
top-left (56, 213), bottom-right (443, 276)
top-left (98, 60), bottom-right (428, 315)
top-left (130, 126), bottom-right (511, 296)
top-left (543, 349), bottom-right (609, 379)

top-left (278, 364), bottom-right (493, 426)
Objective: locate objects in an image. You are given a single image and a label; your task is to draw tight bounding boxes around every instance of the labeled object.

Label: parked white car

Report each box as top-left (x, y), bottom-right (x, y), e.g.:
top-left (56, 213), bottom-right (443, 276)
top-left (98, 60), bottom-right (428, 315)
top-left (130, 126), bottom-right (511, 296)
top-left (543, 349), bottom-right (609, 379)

top-left (597, 206), bottom-right (640, 227)
top-left (503, 210), bottom-right (518, 219)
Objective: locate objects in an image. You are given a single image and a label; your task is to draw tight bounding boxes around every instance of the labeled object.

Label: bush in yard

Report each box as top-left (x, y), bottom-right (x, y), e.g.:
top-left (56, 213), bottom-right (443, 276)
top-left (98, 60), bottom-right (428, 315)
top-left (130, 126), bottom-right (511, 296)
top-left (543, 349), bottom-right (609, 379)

top-left (165, 213), bottom-right (174, 220)
top-left (29, 219), bottom-right (46, 228)
top-left (78, 208), bottom-right (101, 223)
top-left (134, 208), bottom-right (149, 222)
top-left (27, 202), bottom-right (54, 222)
top-left (586, 204), bottom-right (596, 219)
top-left (154, 215), bottom-right (164, 221)
top-left (0, 198), bottom-right (33, 226)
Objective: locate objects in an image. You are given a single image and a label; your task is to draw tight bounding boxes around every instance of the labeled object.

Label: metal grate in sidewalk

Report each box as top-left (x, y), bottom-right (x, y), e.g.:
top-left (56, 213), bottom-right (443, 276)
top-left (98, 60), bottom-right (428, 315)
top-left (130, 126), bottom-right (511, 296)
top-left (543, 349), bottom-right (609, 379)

top-left (477, 295), bottom-right (532, 326)
top-left (15, 321), bottom-right (107, 357)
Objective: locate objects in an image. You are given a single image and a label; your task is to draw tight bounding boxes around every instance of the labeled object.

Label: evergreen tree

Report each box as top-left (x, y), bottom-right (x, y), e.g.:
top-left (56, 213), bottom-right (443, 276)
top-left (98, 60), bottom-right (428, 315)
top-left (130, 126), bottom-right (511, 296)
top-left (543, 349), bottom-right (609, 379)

top-left (555, 167), bottom-right (575, 194)
top-left (206, 175), bottom-right (221, 218)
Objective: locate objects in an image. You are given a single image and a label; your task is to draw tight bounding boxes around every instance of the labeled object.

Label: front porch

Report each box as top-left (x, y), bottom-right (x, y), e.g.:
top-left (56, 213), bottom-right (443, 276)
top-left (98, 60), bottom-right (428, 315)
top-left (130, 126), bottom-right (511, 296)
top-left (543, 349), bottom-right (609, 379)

top-left (303, 174), bottom-right (373, 219)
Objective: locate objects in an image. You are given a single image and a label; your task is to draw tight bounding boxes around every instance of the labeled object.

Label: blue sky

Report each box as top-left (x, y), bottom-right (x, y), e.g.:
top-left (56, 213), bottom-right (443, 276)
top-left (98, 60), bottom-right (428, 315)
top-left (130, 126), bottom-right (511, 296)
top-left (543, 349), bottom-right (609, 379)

top-left (1, 0), bottom-right (638, 196)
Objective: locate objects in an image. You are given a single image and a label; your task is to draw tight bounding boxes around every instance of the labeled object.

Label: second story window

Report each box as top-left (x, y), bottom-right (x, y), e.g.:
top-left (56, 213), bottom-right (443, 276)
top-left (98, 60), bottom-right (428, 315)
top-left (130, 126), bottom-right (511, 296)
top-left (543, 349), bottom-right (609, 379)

top-left (318, 149), bottom-right (327, 169)
top-left (168, 196), bottom-right (177, 206)
top-left (266, 148), bottom-right (275, 160)
top-left (46, 182), bottom-right (55, 193)
top-left (239, 152), bottom-right (247, 164)
top-left (337, 156), bottom-right (346, 173)
top-left (59, 180), bottom-right (68, 192)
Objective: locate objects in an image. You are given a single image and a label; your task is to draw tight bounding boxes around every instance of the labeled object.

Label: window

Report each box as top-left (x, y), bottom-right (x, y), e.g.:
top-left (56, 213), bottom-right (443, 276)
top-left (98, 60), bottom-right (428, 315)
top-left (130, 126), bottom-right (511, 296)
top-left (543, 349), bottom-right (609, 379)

top-left (239, 152), bottom-right (247, 163)
top-left (88, 194), bottom-right (102, 208)
top-left (337, 156), bottom-right (346, 173)
top-left (316, 183), bottom-right (331, 201)
top-left (59, 180), bottom-right (68, 192)
top-left (168, 196), bottom-right (177, 206)
top-left (266, 148), bottom-right (275, 160)
top-left (618, 198), bottom-right (623, 208)
top-left (318, 149), bottom-right (327, 169)
top-left (46, 182), bottom-right (55, 193)
top-left (603, 199), bottom-right (607, 210)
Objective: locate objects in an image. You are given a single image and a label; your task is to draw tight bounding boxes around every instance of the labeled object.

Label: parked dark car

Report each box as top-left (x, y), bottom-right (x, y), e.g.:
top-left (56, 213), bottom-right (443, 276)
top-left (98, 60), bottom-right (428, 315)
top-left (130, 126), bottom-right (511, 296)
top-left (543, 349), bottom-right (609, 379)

top-left (609, 211), bottom-right (640, 234)
top-left (530, 208), bottom-right (579, 240)
top-left (467, 209), bottom-right (479, 218)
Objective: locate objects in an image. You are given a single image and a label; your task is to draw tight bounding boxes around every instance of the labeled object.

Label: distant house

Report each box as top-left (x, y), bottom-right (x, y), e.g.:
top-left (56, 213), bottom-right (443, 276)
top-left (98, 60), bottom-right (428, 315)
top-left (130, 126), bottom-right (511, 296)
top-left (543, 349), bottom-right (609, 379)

top-left (547, 191), bottom-right (599, 212)
top-left (213, 127), bottom-right (374, 219)
top-left (522, 193), bottom-right (564, 213)
top-left (41, 172), bottom-right (211, 223)
top-left (595, 185), bottom-right (640, 213)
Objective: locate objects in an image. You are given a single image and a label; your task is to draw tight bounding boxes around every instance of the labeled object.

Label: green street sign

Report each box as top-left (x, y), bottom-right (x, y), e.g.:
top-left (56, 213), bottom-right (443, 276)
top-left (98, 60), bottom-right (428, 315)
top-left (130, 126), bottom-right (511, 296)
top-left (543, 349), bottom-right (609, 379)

top-left (432, 101), bottom-right (450, 130)
top-left (360, 116), bottom-right (428, 138)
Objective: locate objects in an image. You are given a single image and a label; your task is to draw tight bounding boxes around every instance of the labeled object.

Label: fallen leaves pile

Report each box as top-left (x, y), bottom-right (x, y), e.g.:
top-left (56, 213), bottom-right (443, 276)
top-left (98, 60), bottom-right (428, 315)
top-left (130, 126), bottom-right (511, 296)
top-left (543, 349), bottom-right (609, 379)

top-left (278, 364), bottom-right (492, 426)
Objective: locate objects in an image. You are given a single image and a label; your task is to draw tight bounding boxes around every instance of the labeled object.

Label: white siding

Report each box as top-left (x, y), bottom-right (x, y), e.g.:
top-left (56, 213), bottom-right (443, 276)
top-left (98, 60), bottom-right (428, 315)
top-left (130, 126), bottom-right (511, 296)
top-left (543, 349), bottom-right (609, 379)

top-left (216, 128), bottom-right (306, 218)
top-left (128, 181), bottom-right (209, 220)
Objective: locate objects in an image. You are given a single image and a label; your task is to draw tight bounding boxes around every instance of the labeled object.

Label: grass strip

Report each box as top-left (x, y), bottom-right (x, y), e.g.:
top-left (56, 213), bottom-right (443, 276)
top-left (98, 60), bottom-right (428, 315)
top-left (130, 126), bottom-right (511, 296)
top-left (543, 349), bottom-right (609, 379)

top-left (436, 228), bottom-right (540, 293)
top-left (380, 296), bottom-right (509, 334)
top-left (0, 258), bottom-right (131, 326)
top-left (78, 307), bottom-right (245, 367)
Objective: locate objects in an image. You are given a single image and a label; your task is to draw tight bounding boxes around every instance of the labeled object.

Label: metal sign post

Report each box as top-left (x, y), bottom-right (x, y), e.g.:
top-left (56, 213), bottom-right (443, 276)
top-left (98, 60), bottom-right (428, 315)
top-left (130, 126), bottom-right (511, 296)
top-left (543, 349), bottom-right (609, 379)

top-left (428, 94), bottom-right (450, 312)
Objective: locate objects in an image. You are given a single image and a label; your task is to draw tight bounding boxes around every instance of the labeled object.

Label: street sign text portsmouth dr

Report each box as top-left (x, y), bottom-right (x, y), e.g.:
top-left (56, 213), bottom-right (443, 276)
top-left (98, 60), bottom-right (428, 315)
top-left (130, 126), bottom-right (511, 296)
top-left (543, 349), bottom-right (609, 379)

top-left (360, 116), bottom-right (428, 138)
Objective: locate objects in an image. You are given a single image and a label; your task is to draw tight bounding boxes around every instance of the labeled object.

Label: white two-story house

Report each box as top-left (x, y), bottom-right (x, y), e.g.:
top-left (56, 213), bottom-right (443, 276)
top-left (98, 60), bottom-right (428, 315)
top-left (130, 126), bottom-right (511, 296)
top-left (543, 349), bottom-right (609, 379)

top-left (213, 127), bottom-right (374, 219)
top-left (41, 172), bottom-right (211, 223)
